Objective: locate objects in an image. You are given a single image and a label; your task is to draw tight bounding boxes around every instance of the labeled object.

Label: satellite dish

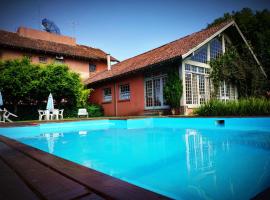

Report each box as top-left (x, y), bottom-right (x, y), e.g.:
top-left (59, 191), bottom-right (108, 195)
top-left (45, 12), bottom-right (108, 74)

top-left (42, 18), bottom-right (61, 35)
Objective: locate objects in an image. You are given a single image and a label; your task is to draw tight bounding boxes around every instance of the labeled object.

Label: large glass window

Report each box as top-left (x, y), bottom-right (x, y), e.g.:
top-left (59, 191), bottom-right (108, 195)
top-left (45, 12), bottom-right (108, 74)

top-left (145, 80), bottom-right (153, 107)
top-left (190, 45), bottom-right (208, 63)
top-left (187, 36), bottom-right (227, 64)
top-left (185, 73), bottom-right (192, 104)
top-left (217, 81), bottom-right (237, 101)
top-left (119, 84), bottom-right (130, 100)
top-left (192, 74), bottom-right (198, 104)
top-left (210, 38), bottom-right (222, 59)
top-left (185, 64), bottom-right (210, 105)
top-left (103, 88), bottom-right (112, 102)
top-left (198, 75), bottom-right (206, 104)
top-left (145, 75), bottom-right (168, 109)
top-left (183, 36), bottom-right (237, 105)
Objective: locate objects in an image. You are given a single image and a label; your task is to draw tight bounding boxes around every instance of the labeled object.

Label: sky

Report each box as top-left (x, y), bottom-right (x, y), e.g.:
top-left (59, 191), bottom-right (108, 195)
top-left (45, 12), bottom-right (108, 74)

top-left (0, 0), bottom-right (269, 61)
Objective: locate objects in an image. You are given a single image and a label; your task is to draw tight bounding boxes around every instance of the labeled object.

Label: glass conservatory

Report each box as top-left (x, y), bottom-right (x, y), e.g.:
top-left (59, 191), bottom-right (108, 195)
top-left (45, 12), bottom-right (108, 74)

top-left (182, 35), bottom-right (238, 108)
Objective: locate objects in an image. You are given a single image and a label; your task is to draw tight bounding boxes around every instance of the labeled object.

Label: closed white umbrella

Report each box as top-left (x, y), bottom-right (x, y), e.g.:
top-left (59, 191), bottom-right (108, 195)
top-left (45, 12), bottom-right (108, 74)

top-left (0, 91), bottom-right (3, 107)
top-left (46, 93), bottom-right (54, 111)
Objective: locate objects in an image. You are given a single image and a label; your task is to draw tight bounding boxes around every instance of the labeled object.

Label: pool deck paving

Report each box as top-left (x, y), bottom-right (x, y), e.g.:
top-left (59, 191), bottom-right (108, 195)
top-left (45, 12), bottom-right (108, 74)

top-left (0, 135), bottom-right (169, 200)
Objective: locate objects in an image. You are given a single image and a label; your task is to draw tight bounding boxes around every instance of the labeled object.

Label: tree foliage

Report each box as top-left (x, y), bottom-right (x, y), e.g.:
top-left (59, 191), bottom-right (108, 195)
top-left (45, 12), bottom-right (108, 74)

top-left (0, 57), bottom-right (90, 114)
top-left (164, 69), bottom-right (182, 108)
top-left (0, 58), bottom-right (40, 111)
top-left (209, 47), bottom-right (266, 97)
top-left (208, 8), bottom-right (270, 94)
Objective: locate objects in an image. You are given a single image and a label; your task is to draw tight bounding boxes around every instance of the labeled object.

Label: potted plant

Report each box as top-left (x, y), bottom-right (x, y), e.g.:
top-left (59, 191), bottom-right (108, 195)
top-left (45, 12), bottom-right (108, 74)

top-left (164, 69), bottom-right (183, 115)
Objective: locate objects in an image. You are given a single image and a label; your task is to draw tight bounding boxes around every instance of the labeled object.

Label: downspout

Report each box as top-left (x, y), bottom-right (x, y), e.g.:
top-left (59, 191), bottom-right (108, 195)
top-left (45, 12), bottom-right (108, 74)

top-left (114, 82), bottom-right (117, 116)
top-left (107, 54), bottom-right (111, 70)
top-left (107, 53), bottom-right (117, 116)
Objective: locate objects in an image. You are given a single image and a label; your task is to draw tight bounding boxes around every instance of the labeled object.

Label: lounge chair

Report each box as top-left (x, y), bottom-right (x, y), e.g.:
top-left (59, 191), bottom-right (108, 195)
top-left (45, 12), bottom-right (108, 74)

top-left (0, 108), bottom-right (18, 122)
top-left (78, 108), bottom-right (88, 118)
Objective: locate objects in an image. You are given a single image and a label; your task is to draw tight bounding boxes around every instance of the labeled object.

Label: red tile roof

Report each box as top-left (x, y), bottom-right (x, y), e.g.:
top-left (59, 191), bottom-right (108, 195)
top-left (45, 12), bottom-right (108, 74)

top-left (0, 29), bottom-right (118, 62)
top-left (85, 20), bottom-right (234, 85)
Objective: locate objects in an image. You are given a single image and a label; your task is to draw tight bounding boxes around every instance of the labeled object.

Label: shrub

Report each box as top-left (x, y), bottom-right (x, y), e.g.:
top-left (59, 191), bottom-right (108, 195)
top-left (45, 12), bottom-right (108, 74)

top-left (164, 69), bottom-right (183, 109)
top-left (61, 104), bottom-right (103, 119)
top-left (194, 98), bottom-right (270, 116)
top-left (86, 104), bottom-right (103, 117)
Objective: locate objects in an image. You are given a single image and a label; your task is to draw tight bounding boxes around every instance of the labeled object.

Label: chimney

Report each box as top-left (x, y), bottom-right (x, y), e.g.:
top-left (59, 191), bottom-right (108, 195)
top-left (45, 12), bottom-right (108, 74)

top-left (17, 27), bottom-right (76, 46)
top-left (107, 54), bottom-right (111, 70)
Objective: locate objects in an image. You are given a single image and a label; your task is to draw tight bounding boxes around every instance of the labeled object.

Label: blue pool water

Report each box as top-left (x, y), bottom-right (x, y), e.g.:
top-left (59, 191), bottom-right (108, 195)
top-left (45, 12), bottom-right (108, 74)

top-left (1, 118), bottom-right (270, 200)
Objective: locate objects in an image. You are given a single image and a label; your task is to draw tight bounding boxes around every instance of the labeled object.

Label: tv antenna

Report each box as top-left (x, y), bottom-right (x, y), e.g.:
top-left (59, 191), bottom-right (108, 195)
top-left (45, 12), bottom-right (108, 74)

top-left (68, 20), bottom-right (78, 38)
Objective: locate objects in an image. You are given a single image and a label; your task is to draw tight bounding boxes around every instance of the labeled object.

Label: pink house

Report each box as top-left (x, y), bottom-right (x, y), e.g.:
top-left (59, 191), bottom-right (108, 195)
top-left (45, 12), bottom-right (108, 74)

top-left (0, 27), bottom-right (118, 81)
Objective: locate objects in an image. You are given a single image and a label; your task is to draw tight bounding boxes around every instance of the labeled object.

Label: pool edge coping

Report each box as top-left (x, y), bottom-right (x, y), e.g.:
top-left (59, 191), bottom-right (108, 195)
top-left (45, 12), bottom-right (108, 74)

top-left (1, 115), bottom-right (270, 127)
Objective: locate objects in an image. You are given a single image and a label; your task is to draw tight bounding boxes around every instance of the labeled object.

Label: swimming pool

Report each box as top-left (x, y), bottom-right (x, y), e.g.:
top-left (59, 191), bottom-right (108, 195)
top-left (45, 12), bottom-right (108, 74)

top-left (1, 117), bottom-right (270, 200)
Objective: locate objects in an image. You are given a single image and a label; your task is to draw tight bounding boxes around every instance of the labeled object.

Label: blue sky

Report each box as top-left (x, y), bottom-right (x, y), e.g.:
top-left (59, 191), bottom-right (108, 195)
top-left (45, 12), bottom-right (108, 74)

top-left (0, 0), bottom-right (269, 61)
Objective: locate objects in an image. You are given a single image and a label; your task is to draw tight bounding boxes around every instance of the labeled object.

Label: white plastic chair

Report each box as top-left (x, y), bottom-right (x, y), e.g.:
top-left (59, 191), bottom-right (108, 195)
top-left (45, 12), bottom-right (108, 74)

top-left (1, 108), bottom-right (18, 122)
top-left (38, 110), bottom-right (47, 121)
top-left (58, 109), bottom-right (64, 120)
top-left (78, 108), bottom-right (88, 118)
top-left (50, 109), bottom-right (59, 120)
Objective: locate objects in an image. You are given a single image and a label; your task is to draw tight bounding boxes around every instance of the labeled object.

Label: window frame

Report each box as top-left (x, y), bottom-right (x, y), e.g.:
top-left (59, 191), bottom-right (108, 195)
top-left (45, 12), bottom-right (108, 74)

top-left (210, 37), bottom-right (223, 60)
top-left (190, 45), bottom-right (208, 63)
top-left (39, 56), bottom-right (47, 63)
top-left (217, 81), bottom-right (237, 102)
top-left (144, 74), bottom-right (169, 109)
top-left (103, 87), bottom-right (112, 102)
top-left (184, 64), bottom-right (211, 106)
top-left (89, 64), bottom-right (96, 73)
top-left (119, 84), bottom-right (130, 100)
